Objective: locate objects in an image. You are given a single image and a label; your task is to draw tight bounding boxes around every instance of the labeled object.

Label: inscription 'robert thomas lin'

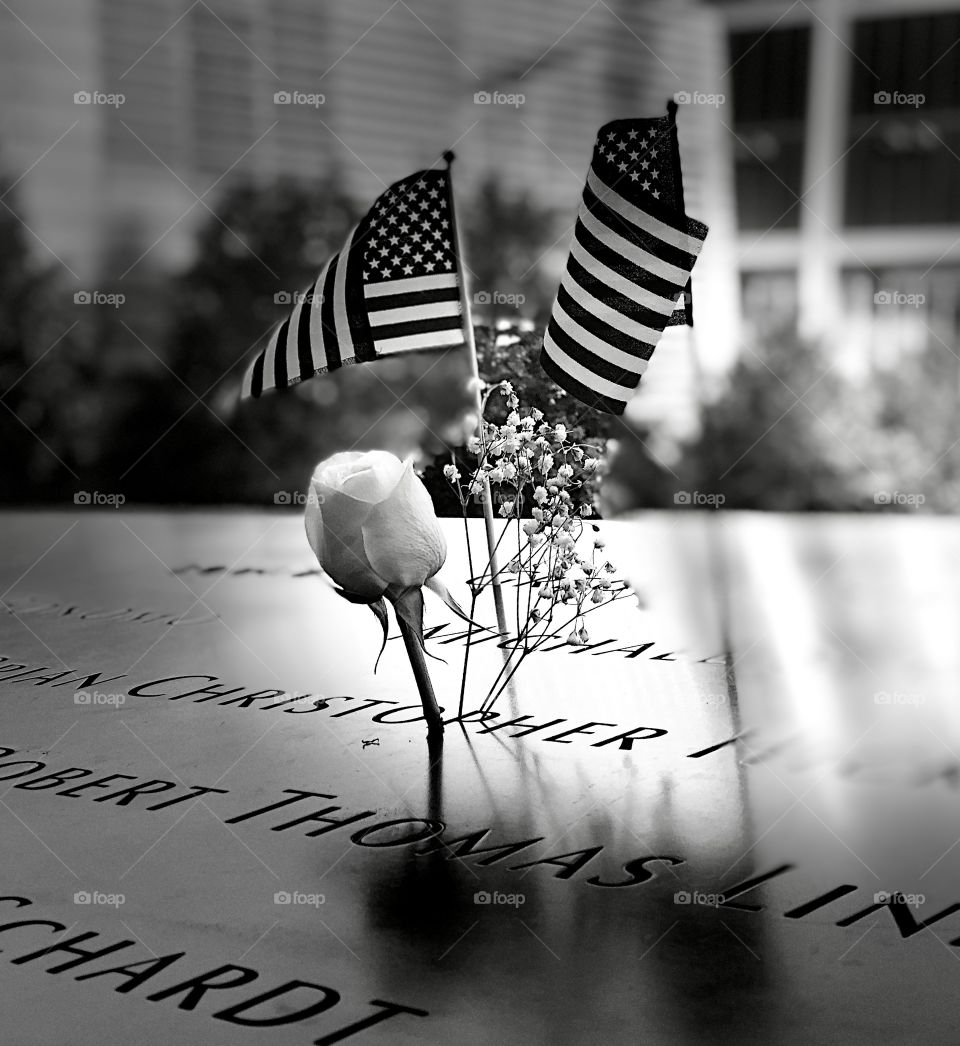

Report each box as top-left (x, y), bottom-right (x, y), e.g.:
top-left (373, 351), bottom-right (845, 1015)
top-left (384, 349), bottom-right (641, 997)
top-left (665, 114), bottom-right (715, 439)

top-left (0, 747), bottom-right (957, 948)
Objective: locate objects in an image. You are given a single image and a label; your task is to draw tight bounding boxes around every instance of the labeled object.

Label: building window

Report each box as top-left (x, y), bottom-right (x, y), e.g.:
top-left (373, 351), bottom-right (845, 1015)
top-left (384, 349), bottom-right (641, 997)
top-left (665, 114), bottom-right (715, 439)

top-left (846, 13), bottom-right (960, 225)
top-left (729, 26), bottom-right (810, 231)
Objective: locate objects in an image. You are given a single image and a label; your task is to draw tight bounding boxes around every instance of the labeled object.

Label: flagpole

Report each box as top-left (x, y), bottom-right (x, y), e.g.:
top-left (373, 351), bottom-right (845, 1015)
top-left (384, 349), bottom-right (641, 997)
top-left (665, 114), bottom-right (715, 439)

top-left (443, 150), bottom-right (509, 640)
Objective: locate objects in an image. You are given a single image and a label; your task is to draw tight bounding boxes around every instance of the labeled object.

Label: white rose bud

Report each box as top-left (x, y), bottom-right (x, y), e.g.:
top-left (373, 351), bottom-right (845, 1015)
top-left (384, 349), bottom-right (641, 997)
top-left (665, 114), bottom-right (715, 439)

top-left (304, 450), bottom-right (446, 601)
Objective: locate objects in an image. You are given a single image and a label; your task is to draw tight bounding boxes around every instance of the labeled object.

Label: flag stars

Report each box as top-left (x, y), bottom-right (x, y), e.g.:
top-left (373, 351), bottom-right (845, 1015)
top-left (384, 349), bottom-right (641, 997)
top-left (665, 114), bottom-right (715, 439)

top-left (627, 128), bottom-right (638, 139)
top-left (403, 264), bottom-right (414, 275)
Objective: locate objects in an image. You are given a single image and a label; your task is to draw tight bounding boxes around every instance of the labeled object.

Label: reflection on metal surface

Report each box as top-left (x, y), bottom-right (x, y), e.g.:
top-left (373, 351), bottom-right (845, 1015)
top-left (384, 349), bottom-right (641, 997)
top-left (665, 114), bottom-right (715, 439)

top-left (0, 512), bottom-right (957, 1043)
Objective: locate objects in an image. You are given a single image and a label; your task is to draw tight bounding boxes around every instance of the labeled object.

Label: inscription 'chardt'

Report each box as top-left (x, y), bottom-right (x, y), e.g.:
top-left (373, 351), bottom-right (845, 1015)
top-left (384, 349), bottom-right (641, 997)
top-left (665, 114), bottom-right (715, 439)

top-left (0, 895), bottom-right (427, 1043)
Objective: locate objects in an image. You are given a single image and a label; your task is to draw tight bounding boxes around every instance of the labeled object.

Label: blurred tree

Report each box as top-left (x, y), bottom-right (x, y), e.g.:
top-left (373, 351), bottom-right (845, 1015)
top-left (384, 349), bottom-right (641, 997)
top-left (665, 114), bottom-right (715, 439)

top-left (0, 182), bottom-right (95, 502)
top-left (679, 326), bottom-right (875, 511)
top-left (99, 174), bottom-right (363, 502)
top-left (462, 176), bottom-right (560, 326)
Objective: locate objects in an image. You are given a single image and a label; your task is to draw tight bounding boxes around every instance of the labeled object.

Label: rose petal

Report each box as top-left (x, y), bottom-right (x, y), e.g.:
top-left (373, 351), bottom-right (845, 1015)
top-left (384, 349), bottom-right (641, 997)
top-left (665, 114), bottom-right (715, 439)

top-left (305, 480), bottom-right (388, 601)
top-left (312, 449), bottom-right (404, 507)
top-left (362, 458), bottom-right (446, 590)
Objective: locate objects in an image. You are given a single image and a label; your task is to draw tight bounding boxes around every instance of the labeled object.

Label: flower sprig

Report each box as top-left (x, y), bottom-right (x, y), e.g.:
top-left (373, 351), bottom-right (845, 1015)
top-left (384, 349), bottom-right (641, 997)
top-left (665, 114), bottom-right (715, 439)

top-left (444, 381), bottom-right (628, 710)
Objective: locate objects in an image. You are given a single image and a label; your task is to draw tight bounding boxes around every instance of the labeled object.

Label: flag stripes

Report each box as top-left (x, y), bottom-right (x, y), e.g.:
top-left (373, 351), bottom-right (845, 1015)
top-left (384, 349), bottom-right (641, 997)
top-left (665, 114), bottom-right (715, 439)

top-left (241, 169), bottom-right (465, 399)
top-left (540, 111), bottom-right (708, 415)
top-left (364, 271), bottom-right (463, 356)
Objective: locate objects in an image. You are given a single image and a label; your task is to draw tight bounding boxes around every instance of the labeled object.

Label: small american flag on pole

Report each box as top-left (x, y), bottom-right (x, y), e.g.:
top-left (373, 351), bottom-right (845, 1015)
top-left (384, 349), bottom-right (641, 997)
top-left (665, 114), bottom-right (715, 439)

top-left (539, 104), bottom-right (708, 415)
top-left (241, 167), bottom-right (465, 399)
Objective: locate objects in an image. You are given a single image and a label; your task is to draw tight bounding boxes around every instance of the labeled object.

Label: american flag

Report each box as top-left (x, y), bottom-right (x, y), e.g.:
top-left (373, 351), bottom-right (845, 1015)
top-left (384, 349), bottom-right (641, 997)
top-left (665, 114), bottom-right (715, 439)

top-left (241, 167), bottom-right (465, 399)
top-left (539, 108), bottom-right (709, 415)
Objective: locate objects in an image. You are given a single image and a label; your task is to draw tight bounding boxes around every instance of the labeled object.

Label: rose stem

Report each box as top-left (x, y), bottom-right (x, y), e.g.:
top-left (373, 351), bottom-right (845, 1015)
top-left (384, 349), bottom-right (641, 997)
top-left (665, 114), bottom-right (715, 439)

top-left (396, 614), bottom-right (444, 738)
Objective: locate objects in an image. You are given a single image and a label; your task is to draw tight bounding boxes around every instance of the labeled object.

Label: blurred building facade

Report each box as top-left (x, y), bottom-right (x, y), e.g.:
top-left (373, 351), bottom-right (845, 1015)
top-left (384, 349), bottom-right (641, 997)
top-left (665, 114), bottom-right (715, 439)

top-left (1, 0), bottom-right (956, 436)
top-left (715, 0), bottom-right (960, 382)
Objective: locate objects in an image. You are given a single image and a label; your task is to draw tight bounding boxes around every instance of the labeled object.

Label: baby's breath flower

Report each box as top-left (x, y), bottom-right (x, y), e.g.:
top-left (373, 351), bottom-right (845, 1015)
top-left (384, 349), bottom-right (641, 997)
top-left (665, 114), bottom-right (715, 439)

top-left (558, 464), bottom-right (574, 479)
top-left (443, 464), bottom-right (460, 483)
top-left (502, 462), bottom-right (517, 481)
top-left (583, 457), bottom-right (598, 471)
top-left (566, 629), bottom-right (583, 646)
top-left (554, 423), bottom-right (567, 441)
top-left (591, 589), bottom-right (604, 604)
top-left (531, 408), bottom-right (544, 422)
top-left (499, 499), bottom-right (515, 517)
top-left (522, 520), bottom-right (539, 537)
top-left (533, 486), bottom-right (548, 504)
